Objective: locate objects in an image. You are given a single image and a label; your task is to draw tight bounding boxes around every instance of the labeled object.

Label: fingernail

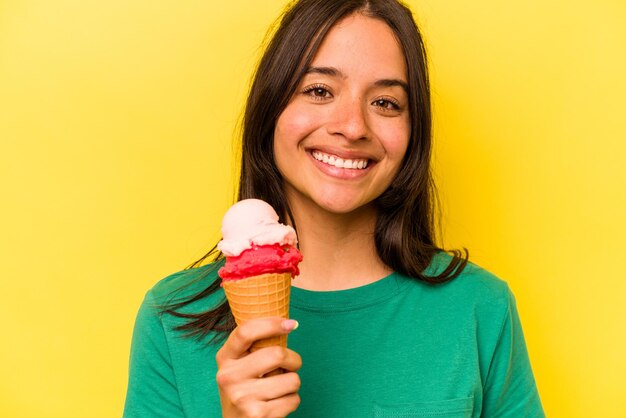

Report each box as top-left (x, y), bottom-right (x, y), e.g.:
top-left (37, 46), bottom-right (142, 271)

top-left (282, 319), bottom-right (299, 331)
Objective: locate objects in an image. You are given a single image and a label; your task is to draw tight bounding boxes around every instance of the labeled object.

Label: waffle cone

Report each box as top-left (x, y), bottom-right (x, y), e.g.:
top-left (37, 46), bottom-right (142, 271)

top-left (222, 272), bottom-right (292, 351)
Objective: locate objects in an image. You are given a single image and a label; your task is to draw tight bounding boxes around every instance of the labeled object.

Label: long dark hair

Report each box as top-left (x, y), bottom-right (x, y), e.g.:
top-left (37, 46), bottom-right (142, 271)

top-left (164, 0), bottom-right (468, 342)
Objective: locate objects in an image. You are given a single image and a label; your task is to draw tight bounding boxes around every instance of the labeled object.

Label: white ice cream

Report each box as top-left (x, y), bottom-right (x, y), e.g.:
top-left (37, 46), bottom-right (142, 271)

top-left (217, 199), bottom-right (297, 257)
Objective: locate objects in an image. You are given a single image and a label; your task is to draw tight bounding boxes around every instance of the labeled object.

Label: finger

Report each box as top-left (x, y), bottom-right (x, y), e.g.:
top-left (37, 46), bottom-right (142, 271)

top-left (255, 372), bottom-right (301, 401)
top-left (216, 317), bottom-right (298, 364)
top-left (216, 371), bottom-right (299, 407)
top-left (245, 347), bottom-right (303, 377)
top-left (264, 392), bottom-right (301, 417)
top-left (220, 347), bottom-right (302, 381)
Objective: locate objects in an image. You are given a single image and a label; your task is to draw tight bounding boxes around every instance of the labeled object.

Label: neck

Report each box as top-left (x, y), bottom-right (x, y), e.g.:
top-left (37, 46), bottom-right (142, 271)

top-left (286, 196), bottom-right (392, 291)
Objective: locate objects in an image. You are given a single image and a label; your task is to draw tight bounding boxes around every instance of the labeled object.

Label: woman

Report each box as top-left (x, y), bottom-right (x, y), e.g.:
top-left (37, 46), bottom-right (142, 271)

top-left (124, 0), bottom-right (545, 417)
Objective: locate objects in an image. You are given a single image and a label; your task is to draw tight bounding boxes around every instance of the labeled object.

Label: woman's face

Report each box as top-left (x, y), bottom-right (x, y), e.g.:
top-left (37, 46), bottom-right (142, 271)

top-left (274, 13), bottom-right (410, 217)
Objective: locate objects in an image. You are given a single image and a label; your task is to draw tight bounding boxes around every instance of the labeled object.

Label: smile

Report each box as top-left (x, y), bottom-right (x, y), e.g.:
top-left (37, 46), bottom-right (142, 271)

top-left (311, 150), bottom-right (369, 169)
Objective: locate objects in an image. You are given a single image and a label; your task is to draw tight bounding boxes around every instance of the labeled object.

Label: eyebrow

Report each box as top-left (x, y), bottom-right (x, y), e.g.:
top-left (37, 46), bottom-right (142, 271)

top-left (305, 66), bottom-right (409, 94)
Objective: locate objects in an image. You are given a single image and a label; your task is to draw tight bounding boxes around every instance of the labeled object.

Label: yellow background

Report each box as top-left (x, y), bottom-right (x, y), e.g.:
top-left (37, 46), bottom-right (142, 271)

top-left (1, 0), bottom-right (625, 416)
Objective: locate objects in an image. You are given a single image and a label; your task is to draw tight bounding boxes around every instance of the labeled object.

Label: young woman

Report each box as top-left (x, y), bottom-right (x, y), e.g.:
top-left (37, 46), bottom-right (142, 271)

top-left (124, 1), bottom-right (544, 417)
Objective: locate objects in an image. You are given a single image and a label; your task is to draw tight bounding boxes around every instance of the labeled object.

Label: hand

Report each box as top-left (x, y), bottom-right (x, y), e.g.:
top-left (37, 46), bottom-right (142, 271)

top-left (216, 317), bottom-right (302, 418)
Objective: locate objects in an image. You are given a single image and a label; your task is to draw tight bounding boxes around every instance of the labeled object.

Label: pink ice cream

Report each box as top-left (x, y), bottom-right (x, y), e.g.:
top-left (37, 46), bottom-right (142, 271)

top-left (217, 199), bottom-right (303, 281)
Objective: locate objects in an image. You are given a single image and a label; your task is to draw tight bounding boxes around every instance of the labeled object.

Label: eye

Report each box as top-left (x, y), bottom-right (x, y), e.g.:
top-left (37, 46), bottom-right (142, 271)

top-left (302, 84), bottom-right (332, 100)
top-left (372, 97), bottom-right (400, 111)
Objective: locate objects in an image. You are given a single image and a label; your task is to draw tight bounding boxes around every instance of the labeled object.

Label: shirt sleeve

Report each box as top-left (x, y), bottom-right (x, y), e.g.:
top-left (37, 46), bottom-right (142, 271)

top-left (123, 290), bottom-right (185, 418)
top-left (482, 287), bottom-right (545, 417)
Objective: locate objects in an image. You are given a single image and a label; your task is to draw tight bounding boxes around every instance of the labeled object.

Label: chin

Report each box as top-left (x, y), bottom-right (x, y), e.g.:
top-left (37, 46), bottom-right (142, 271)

top-left (310, 193), bottom-right (375, 216)
top-left (283, 180), bottom-right (381, 218)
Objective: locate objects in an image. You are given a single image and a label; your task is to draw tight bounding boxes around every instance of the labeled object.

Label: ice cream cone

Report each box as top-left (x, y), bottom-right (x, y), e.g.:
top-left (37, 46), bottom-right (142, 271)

top-left (217, 199), bottom-right (302, 378)
top-left (222, 272), bottom-right (292, 350)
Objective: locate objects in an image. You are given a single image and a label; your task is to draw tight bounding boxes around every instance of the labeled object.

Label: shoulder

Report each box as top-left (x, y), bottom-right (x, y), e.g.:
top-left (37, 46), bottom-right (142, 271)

top-left (146, 261), bottom-right (225, 314)
top-left (395, 252), bottom-right (519, 339)
top-left (419, 251), bottom-right (513, 308)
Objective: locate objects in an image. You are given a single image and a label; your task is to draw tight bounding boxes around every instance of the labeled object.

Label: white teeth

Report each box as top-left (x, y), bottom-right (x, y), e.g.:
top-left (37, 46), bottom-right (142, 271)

top-left (311, 150), bottom-right (369, 170)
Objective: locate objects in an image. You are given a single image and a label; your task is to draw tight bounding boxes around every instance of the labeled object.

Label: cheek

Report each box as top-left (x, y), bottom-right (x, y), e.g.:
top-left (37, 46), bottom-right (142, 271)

top-left (381, 121), bottom-right (411, 161)
top-left (274, 104), bottom-right (320, 148)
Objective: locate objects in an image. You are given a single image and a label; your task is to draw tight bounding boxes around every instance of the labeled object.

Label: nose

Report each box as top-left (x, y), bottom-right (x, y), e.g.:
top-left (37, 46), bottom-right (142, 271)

top-left (326, 94), bottom-right (369, 141)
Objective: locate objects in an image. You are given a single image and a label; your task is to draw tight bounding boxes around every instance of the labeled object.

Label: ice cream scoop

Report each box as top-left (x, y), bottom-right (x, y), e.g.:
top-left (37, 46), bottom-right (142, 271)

top-left (218, 198), bottom-right (297, 257)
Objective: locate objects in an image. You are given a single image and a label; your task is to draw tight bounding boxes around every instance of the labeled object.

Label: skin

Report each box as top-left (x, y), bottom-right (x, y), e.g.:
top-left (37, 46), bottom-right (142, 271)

top-left (216, 318), bottom-right (301, 417)
top-left (274, 13), bottom-right (410, 291)
top-left (217, 14), bottom-right (411, 417)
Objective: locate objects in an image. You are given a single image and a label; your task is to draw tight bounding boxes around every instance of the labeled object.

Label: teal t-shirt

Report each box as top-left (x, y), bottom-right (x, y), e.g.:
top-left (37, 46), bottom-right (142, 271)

top-left (124, 254), bottom-right (544, 417)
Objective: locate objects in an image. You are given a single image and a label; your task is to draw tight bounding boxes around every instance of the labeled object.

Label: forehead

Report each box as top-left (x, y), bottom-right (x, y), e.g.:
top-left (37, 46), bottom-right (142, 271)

top-left (309, 13), bottom-right (407, 80)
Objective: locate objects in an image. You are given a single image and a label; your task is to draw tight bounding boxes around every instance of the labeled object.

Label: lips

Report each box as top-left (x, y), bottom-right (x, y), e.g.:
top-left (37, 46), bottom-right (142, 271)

top-left (310, 150), bottom-right (370, 170)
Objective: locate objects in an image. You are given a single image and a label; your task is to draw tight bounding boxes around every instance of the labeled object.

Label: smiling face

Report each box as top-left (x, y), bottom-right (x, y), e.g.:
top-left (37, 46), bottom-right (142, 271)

top-left (273, 13), bottom-right (410, 218)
